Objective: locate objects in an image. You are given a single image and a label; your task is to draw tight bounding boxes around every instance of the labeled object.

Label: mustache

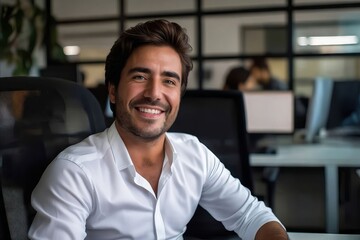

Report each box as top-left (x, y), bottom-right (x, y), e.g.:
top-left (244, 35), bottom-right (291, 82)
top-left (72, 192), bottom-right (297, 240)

top-left (130, 97), bottom-right (170, 111)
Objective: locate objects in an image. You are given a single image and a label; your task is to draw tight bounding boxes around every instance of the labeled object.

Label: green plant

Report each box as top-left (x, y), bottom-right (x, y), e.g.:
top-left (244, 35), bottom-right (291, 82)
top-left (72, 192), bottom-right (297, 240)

top-left (0, 1), bottom-right (67, 76)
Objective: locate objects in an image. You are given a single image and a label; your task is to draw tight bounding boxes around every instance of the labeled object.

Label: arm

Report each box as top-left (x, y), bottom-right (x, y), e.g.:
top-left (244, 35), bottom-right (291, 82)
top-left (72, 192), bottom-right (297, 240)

top-left (199, 149), bottom-right (286, 240)
top-left (255, 221), bottom-right (289, 240)
top-left (28, 159), bottom-right (92, 240)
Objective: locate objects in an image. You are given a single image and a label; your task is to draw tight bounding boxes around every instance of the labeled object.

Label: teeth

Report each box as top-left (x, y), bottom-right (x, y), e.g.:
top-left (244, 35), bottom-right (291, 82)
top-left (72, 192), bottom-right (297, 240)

top-left (139, 108), bottom-right (161, 114)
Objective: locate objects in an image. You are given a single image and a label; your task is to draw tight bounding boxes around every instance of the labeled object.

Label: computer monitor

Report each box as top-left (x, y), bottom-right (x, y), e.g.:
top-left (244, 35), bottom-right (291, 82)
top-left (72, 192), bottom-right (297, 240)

top-left (242, 91), bottom-right (294, 134)
top-left (304, 77), bottom-right (333, 143)
top-left (326, 80), bottom-right (360, 129)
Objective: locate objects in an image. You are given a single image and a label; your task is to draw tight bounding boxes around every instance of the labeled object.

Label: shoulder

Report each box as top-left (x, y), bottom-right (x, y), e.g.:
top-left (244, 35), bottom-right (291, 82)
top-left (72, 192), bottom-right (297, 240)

top-left (270, 77), bottom-right (287, 90)
top-left (165, 132), bottom-right (217, 164)
top-left (166, 132), bottom-right (200, 142)
top-left (56, 129), bottom-right (111, 168)
top-left (166, 132), bottom-right (204, 150)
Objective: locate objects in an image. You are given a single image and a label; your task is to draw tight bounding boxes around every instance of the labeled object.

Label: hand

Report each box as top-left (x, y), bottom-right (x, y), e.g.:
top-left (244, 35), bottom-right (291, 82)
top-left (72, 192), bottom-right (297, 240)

top-left (255, 221), bottom-right (289, 240)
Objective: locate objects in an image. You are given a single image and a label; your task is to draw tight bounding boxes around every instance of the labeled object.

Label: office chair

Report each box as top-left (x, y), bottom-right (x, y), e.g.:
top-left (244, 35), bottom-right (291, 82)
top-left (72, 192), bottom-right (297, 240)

top-left (324, 80), bottom-right (360, 205)
top-left (0, 76), bottom-right (106, 240)
top-left (169, 90), bottom-right (252, 239)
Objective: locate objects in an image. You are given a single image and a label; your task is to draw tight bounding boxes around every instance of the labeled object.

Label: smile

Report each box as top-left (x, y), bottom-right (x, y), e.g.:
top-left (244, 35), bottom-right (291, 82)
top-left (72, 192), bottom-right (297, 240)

top-left (138, 107), bottom-right (162, 115)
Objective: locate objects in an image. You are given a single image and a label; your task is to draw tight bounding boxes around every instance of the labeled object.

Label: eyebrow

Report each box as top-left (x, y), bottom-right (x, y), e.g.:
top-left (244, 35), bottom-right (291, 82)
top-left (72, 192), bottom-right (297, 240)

top-left (128, 67), bottom-right (181, 82)
top-left (163, 71), bottom-right (181, 82)
top-left (128, 67), bottom-right (151, 75)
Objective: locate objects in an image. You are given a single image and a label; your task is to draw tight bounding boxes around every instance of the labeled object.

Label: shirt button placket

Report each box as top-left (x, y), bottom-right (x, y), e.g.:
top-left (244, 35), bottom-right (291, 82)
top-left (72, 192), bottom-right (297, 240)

top-left (154, 199), bottom-right (166, 240)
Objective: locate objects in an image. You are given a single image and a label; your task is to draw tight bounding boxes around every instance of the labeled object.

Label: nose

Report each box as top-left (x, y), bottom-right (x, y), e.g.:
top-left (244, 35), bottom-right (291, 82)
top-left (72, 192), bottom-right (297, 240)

top-left (143, 78), bottom-right (161, 101)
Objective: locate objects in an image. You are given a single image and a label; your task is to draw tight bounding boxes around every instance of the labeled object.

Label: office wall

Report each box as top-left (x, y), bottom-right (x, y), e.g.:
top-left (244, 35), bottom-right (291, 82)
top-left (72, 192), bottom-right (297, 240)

top-left (50, 1), bottom-right (360, 94)
top-left (4, 0), bottom-right (358, 92)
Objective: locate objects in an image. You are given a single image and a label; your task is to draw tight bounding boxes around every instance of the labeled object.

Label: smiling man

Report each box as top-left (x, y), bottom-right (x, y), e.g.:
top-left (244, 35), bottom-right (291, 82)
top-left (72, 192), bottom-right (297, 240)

top-left (29, 19), bottom-right (288, 240)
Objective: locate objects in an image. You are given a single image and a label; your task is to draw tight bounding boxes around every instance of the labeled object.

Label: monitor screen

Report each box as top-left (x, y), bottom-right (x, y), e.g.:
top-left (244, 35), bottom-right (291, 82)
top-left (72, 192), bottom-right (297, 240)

top-left (304, 77), bottom-right (333, 142)
top-left (243, 91), bottom-right (294, 134)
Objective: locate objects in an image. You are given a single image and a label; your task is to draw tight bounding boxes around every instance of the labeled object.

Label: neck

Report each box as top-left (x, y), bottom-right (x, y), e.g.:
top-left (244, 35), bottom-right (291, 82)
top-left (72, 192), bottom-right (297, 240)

top-left (115, 122), bottom-right (166, 194)
top-left (115, 121), bottom-right (166, 167)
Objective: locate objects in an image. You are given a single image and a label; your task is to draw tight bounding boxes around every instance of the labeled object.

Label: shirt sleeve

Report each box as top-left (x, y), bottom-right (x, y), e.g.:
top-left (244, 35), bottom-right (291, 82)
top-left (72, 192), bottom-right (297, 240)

top-left (199, 150), bottom-right (284, 240)
top-left (28, 158), bottom-right (93, 240)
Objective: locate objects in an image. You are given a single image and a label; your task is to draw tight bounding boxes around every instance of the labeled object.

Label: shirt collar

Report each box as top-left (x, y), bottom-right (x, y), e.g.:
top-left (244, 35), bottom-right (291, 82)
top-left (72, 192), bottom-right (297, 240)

top-left (107, 122), bottom-right (134, 174)
top-left (107, 123), bottom-right (178, 175)
top-left (165, 133), bottom-right (177, 171)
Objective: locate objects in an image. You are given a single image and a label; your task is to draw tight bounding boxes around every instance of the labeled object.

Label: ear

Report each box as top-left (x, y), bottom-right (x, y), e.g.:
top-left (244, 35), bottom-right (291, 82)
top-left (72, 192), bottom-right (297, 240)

top-left (108, 84), bottom-right (116, 103)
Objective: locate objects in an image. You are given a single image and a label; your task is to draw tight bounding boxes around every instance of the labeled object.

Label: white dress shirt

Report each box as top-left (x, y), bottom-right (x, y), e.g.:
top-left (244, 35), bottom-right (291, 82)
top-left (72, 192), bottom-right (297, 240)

top-left (29, 123), bottom-right (282, 240)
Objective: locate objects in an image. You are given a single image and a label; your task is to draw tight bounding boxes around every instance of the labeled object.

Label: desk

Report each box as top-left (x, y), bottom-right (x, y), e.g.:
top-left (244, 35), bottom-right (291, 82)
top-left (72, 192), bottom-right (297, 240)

top-left (288, 232), bottom-right (360, 240)
top-left (250, 140), bottom-right (360, 233)
top-left (211, 232), bottom-right (360, 240)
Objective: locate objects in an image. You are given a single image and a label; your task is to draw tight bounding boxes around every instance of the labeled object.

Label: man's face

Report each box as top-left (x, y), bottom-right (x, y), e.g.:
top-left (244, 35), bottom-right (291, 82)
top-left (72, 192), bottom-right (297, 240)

top-left (253, 67), bottom-right (270, 85)
top-left (109, 45), bottom-right (182, 140)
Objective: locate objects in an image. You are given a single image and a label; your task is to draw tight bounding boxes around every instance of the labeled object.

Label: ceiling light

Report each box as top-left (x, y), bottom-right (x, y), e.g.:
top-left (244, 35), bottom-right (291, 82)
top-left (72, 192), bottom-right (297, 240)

top-left (297, 35), bottom-right (358, 46)
top-left (63, 46), bottom-right (80, 56)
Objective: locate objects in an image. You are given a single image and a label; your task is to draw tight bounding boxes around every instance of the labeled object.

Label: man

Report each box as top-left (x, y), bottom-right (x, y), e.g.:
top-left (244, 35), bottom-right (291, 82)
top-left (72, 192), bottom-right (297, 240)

top-left (223, 66), bottom-right (259, 91)
top-left (249, 58), bottom-right (287, 91)
top-left (29, 19), bottom-right (288, 240)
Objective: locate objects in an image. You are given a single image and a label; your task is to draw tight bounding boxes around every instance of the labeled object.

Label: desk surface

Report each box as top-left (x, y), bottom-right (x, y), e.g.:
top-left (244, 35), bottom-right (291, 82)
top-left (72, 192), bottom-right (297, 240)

top-left (251, 141), bottom-right (360, 167)
top-left (250, 140), bottom-right (360, 234)
top-left (213, 232), bottom-right (360, 240)
top-left (288, 232), bottom-right (360, 240)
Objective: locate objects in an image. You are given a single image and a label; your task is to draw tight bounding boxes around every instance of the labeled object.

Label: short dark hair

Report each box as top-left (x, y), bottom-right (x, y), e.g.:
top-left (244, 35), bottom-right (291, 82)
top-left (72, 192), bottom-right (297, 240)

top-left (250, 57), bottom-right (270, 71)
top-left (105, 19), bottom-right (193, 102)
top-left (224, 66), bottom-right (250, 90)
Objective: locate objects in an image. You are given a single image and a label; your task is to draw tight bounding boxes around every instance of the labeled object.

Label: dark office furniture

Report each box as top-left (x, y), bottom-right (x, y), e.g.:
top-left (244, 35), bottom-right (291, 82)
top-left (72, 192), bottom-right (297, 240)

top-left (87, 83), bottom-right (114, 127)
top-left (0, 76), bottom-right (106, 240)
top-left (169, 90), bottom-right (252, 239)
top-left (326, 80), bottom-right (360, 130)
top-left (39, 64), bottom-right (82, 83)
top-left (325, 80), bottom-right (360, 209)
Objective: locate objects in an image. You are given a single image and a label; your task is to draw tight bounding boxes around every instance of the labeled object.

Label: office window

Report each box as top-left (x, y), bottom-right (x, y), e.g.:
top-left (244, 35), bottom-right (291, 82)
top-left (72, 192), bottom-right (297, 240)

top-left (294, 57), bottom-right (360, 97)
top-left (78, 64), bottom-right (105, 87)
top-left (294, 0), bottom-right (360, 5)
top-left (201, 58), bottom-right (288, 90)
top-left (202, 60), bottom-right (244, 90)
top-left (187, 61), bottom-right (199, 90)
top-left (203, 0), bottom-right (285, 10)
top-left (52, 0), bottom-right (118, 19)
top-left (294, 9), bottom-right (360, 54)
top-left (47, 0), bottom-right (360, 99)
top-left (57, 22), bottom-right (118, 61)
top-left (203, 13), bottom-right (286, 55)
top-left (126, 0), bottom-right (195, 14)
top-left (243, 25), bottom-right (287, 55)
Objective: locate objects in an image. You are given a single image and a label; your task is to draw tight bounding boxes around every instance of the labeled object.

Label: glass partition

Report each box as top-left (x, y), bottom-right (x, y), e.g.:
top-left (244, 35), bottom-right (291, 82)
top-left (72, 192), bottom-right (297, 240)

top-left (203, 0), bottom-right (285, 10)
top-left (126, 0), bottom-right (195, 14)
top-left (202, 58), bottom-right (288, 90)
top-left (53, 0), bottom-right (118, 19)
top-left (294, 9), bottom-right (360, 54)
top-left (57, 22), bottom-right (118, 62)
top-left (295, 0), bottom-right (360, 5)
top-left (203, 13), bottom-right (286, 55)
top-left (294, 56), bottom-right (360, 97)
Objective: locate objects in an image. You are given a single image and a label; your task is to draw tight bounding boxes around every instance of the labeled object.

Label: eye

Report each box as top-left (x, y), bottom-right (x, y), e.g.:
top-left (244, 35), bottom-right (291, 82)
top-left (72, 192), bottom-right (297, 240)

top-left (164, 79), bottom-right (177, 86)
top-left (133, 75), bottom-right (146, 81)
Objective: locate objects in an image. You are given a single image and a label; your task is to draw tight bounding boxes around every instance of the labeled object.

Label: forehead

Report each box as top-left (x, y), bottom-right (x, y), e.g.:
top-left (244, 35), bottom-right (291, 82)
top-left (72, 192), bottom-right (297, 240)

top-left (126, 45), bottom-right (181, 69)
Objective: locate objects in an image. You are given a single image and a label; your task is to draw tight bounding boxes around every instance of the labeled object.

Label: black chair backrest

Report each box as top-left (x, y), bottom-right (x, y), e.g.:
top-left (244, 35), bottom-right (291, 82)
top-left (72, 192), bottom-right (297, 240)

top-left (326, 80), bottom-right (360, 129)
top-left (0, 76), bottom-right (106, 240)
top-left (169, 89), bottom-right (252, 239)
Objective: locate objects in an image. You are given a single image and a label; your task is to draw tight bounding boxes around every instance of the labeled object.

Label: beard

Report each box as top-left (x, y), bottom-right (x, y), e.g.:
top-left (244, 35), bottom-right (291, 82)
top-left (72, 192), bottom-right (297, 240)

top-left (115, 95), bottom-right (177, 140)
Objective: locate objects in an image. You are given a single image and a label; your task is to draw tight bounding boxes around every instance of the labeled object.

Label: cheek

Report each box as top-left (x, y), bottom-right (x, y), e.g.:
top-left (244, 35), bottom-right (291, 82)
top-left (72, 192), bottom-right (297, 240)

top-left (169, 94), bottom-right (181, 111)
top-left (117, 82), bottom-right (141, 103)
